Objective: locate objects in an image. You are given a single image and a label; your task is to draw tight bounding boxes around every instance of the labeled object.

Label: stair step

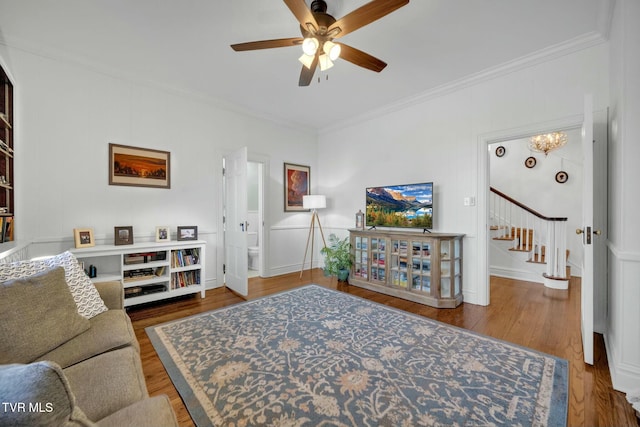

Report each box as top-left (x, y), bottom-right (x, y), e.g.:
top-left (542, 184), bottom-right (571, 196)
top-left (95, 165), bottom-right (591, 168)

top-left (527, 254), bottom-right (546, 264)
top-left (489, 225), bottom-right (508, 231)
top-left (509, 246), bottom-right (533, 253)
top-left (491, 226), bottom-right (534, 241)
top-left (526, 248), bottom-right (570, 264)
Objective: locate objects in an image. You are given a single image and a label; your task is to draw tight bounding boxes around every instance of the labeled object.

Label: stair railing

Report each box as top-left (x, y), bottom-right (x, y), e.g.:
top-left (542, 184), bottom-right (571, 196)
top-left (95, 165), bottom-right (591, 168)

top-left (490, 187), bottom-right (569, 279)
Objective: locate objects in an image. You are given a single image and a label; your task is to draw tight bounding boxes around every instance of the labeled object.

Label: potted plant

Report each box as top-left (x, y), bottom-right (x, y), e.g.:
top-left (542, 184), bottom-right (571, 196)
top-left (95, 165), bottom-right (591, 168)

top-left (321, 233), bottom-right (353, 282)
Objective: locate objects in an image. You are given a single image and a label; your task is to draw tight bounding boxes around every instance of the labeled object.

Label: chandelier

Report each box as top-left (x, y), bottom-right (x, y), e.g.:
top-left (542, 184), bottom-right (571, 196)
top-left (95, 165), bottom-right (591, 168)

top-left (529, 132), bottom-right (568, 156)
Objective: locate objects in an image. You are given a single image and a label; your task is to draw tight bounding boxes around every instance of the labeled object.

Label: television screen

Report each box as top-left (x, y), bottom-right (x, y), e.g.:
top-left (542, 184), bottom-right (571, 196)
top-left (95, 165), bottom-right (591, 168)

top-left (366, 182), bottom-right (433, 229)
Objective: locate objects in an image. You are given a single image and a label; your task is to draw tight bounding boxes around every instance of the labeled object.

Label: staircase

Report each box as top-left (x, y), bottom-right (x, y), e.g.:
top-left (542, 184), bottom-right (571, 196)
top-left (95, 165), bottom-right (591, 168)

top-left (490, 187), bottom-right (570, 289)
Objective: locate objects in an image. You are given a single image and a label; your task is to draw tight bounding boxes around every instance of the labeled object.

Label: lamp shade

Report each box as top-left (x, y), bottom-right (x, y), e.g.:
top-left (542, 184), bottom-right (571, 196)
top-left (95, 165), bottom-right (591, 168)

top-left (298, 53), bottom-right (315, 69)
top-left (302, 37), bottom-right (319, 56)
top-left (323, 40), bottom-right (341, 61)
top-left (303, 195), bottom-right (326, 210)
top-left (318, 54), bottom-right (334, 71)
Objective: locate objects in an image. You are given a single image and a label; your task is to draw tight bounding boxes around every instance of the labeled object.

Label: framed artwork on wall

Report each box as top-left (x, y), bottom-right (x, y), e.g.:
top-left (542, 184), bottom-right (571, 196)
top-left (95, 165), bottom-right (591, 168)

top-left (555, 171), bottom-right (569, 184)
top-left (284, 163), bottom-right (310, 212)
top-left (525, 156), bottom-right (537, 168)
top-left (73, 228), bottom-right (95, 248)
top-left (109, 143), bottom-right (171, 189)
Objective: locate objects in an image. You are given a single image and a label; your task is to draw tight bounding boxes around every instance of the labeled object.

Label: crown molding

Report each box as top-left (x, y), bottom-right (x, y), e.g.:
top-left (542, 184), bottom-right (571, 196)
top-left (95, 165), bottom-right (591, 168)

top-left (320, 31), bottom-right (608, 135)
top-left (0, 36), bottom-right (317, 136)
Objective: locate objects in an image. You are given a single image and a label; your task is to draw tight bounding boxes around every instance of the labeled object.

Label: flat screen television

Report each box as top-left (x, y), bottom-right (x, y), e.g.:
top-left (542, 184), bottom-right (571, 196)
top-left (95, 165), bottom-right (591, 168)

top-left (366, 182), bottom-right (433, 230)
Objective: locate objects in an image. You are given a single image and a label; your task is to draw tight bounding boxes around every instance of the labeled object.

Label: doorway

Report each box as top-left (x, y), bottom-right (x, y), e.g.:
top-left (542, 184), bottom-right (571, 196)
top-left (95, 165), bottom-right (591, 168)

top-left (479, 106), bottom-right (608, 365)
top-left (477, 115), bottom-right (585, 306)
top-left (488, 128), bottom-right (584, 285)
top-left (247, 161), bottom-right (264, 278)
top-left (222, 149), bottom-right (268, 295)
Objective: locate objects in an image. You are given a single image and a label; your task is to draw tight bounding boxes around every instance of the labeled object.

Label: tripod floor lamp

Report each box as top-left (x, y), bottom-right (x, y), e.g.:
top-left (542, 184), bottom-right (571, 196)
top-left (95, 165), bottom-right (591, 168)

top-left (300, 195), bottom-right (327, 278)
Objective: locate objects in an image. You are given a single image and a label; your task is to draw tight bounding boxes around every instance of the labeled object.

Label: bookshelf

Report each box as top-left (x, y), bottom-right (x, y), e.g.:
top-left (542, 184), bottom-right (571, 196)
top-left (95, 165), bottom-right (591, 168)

top-left (0, 63), bottom-right (14, 242)
top-left (350, 229), bottom-right (463, 308)
top-left (71, 240), bottom-right (206, 307)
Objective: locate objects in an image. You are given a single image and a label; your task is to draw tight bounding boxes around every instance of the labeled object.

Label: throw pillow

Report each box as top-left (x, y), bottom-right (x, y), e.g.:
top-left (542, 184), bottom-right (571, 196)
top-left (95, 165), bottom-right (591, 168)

top-left (0, 361), bottom-right (96, 427)
top-left (0, 251), bottom-right (107, 319)
top-left (0, 267), bottom-right (91, 364)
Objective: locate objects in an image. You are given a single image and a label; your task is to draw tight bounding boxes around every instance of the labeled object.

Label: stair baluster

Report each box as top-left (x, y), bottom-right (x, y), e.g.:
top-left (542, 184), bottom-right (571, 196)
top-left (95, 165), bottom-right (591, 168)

top-left (489, 187), bottom-right (569, 288)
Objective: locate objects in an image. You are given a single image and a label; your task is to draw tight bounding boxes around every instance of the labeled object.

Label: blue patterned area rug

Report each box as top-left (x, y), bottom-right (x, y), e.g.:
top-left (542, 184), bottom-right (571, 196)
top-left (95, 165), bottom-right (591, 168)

top-left (147, 285), bottom-right (568, 427)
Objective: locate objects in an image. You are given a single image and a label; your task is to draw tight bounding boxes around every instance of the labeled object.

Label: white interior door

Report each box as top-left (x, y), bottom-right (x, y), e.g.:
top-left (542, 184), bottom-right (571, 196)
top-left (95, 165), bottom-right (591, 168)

top-left (592, 109), bottom-right (608, 335)
top-left (224, 147), bottom-right (248, 297)
top-left (579, 95), bottom-right (595, 365)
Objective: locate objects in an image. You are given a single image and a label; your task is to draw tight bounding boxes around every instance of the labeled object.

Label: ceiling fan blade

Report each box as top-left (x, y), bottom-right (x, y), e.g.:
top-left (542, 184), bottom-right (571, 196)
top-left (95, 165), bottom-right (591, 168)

top-left (338, 43), bottom-right (387, 72)
top-left (283, 0), bottom-right (319, 33)
top-left (231, 37), bottom-right (303, 51)
top-left (299, 54), bottom-right (319, 86)
top-left (329, 0), bottom-right (409, 38)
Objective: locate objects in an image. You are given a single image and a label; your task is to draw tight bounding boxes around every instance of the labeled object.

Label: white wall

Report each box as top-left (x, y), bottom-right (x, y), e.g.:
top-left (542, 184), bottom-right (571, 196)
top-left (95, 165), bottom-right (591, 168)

top-left (0, 45), bottom-right (318, 286)
top-left (606, 0), bottom-right (640, 393)
top-left (318, 44), bottom-right (609, 307)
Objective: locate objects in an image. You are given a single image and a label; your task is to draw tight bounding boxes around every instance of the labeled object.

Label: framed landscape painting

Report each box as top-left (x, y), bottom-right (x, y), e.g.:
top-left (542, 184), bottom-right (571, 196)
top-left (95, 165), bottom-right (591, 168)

top-left (109, 143), bottom-right (171, 189)
top-left (284, 163), bottom-right (310, 212)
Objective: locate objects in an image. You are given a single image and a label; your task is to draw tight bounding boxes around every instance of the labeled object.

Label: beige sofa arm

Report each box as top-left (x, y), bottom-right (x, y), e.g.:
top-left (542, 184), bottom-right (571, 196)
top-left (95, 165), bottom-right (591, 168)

top-left (94, 281), bottom-right (124, 310)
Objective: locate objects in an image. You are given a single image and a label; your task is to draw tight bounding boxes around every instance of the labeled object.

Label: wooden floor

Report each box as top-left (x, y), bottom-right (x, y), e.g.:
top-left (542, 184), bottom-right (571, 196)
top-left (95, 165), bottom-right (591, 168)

top-left (127, 271), bottom-right (639, 427)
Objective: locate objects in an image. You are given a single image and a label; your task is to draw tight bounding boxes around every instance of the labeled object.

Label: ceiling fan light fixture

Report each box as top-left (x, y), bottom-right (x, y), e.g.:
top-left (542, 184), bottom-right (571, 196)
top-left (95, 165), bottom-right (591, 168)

top-left (318, 54), bottom-right (334, 71)
top-left (323, 40), bottom-right (341, 61)
top-left (298, 53), bottom-right (315, 69)
top-left (302, 37), bottom-right (319, 56)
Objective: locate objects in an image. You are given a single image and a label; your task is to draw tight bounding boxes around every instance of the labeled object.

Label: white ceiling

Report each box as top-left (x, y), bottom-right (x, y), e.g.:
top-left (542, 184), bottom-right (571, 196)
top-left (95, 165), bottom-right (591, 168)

top-left (0, 0), bottom-right (610, 132)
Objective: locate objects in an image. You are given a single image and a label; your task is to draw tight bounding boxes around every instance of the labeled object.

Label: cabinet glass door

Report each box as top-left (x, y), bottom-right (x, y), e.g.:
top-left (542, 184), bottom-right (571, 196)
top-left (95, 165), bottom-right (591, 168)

top-left (353, 236), bottom-right (368, 279)
top-left (410, 241), bottom-right (432, 294)
top-left (390, 239), bottom-right (408, 288)
top-left (440, 240), bottom-right (451, 298)
top-left (370, 237), bottom-right (386, 283)
top-left (453, 238), bottom-right (462, 296)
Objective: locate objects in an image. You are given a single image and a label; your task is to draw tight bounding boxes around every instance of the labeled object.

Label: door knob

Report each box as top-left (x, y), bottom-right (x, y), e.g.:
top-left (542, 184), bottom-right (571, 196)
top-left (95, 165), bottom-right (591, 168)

top-left (577, 228), bottom-right (602, 236)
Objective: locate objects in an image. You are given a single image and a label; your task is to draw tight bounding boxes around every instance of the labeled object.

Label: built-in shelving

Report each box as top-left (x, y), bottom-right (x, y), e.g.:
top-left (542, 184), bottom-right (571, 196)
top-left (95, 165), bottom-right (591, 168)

top-left (71, 240), bottom-right (206, 307)
top-left (0, 64), bottom-right (14, 243)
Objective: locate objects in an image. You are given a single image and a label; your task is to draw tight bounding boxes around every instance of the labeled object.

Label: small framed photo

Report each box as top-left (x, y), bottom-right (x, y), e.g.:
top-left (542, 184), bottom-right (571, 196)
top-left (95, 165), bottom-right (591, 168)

top-left (177, 226), bottom-right (198, 241)
top-left (114, 226), bottom-right (134, 245)
top-left (284, 162), bottom-right (310, 212)
top-left (156, 226), bottom-right (170, 242)
top-left (73, 228), bottom-right (95, 249)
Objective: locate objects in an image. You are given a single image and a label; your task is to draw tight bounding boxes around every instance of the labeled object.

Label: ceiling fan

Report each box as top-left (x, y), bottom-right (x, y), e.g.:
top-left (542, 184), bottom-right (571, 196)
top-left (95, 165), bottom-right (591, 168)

top-left (230, 0), bottom-right (409, 86)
